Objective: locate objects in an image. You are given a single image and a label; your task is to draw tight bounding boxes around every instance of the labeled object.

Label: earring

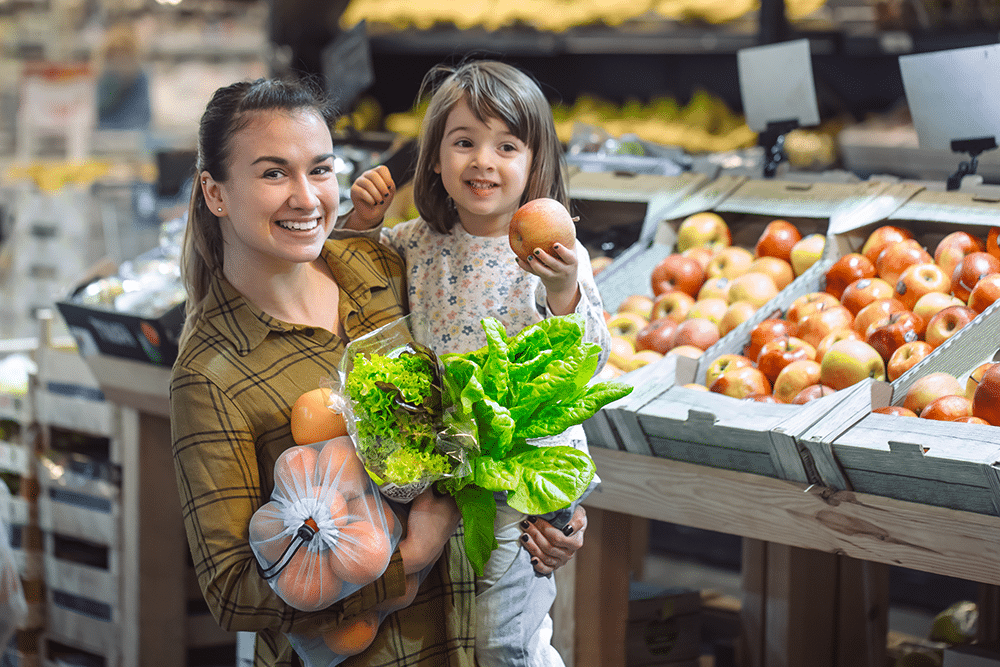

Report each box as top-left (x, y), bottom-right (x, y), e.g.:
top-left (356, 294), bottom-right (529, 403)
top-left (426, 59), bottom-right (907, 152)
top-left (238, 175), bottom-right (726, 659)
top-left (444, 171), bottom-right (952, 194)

top-left (217, 208), bottom-right (223, 213)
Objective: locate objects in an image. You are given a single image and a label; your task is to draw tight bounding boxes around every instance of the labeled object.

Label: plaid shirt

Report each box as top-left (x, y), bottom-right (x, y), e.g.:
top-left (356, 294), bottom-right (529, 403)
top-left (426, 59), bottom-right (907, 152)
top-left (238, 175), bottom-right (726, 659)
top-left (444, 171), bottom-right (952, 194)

top-left (171, 237), bottom-right (476, 667)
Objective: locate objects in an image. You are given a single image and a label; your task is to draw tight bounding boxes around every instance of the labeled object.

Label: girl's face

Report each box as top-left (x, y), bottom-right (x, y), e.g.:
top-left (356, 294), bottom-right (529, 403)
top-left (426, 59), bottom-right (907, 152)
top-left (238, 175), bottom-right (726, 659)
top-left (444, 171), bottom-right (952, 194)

top-left (211, 109), bottom-right (339, 270)
top-left (435, 97), bottom-right (532, 235)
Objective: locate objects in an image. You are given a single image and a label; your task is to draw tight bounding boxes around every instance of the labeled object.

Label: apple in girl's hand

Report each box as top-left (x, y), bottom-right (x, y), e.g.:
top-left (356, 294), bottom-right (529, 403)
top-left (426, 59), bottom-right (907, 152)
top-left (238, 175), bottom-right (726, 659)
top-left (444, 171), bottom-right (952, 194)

top-left (861, 225), bottom-right (914, 266)
top-left (789, 233), bottom-right (826, 276)
top-left (635, 318), bottom-right (678, 355)
top-left (966, 362), bottom-right (998, 400)
top-left (903, 371), bottom-right (963, 415)
top-left (755, 219), bottom-right (802, 262)
top-left (925, 305), bottom-right (976, 348)
top-left (824, 253), bottom-right (875, 300)
top-left (672, 318), bottom-right (720, 351)
top-left (704, 353), bottom-right (756, 388)
top-left (749, 256), bottom-right (795, 291)
top-left (951, 252), bottom-right (1000, 302)
top-left (706, 246), bottom-right (754, 280)
top-left (709, 365), bottom-right (771, 399)
top-left (920, 394), bottom-right (973, 421)
top-left (819, 339), bottom-right (886, 390)
top-left (698, 276), bottom-right (731, 302)
top-left (616, 294), bottom-right (655, 319)
top-left (872, 405), bottom-right (918, 417)
top-left (967, 273), bottom-right (1000, 314)
top-left (887, 340), bottom-right (933, 381)
top-left (508, 197), bottom-right (576, 263)
top-left (651, 254), bottom-right (705, 297)
top-left (652, 291), bottom-right (696, 323)
top-left (786, 291), bottom-right (839, 324)
top-left (973, 363), bottom-right (1000, 425)
top-left (816, 328), bottom-right (861, 362)
top-left (840, 277), bottom-right (895, 315)
top-left (676, 212), bottom-right (731, 253)
top-left (792, 383), bottom-right (836, 404)
top-left (935, 231), bottom-right (985, 279)
top-left (719, 301), bottom-right (757, 337)
top-left (876, 239), bottom-right (933, 287)
top-left (893, 262), bottom-right (950, 310)
top-left (772, 359), bottom-right (822, 404)
top-left (913, 291), bottom-right (964, 327)
top-left (727, 271), bottom-right (778, 308)
top-left (852, 297), bottom-right (906, 337)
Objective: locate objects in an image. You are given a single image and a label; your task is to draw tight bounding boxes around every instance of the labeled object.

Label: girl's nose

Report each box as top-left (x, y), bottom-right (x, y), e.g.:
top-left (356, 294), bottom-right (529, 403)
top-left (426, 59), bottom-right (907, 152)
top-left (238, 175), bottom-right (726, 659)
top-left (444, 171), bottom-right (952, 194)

top-left (472, 146), bottom-right (495, 170)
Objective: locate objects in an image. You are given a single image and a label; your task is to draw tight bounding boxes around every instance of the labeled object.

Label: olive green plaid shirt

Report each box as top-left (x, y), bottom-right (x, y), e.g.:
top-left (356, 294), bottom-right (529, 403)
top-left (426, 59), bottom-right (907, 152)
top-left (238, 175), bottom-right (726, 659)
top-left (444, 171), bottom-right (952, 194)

top-left (171, 237), bottom-right (476, 666)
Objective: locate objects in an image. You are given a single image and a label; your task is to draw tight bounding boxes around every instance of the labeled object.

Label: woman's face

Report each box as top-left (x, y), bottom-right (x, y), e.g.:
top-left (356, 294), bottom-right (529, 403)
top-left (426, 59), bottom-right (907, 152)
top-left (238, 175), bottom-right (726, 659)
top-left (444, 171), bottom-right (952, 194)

top-left (213, 108), bottom-right (339, 270)
top-left (435, 97), bottom-right (532, 235)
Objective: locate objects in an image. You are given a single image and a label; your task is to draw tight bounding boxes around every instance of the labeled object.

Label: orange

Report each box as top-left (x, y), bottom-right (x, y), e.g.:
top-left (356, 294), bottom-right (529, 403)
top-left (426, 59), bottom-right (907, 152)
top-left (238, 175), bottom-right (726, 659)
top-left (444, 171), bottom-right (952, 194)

top-left (322, 610), bottom-right (380, 656)
top-left (273, 445), bottom-right (319, 500)
top-left (328, 519), bottom-right (392, 585)
top-left (316, 436), bottom-right (369, 499)
top-left (274, 545), bottom-right (341, 612)
top-left (291, 387), bottom-right (348, 446)
top-left (248, 501), bottom-right (291, 565)
top-left (347, 493), bottom-right (398, 537)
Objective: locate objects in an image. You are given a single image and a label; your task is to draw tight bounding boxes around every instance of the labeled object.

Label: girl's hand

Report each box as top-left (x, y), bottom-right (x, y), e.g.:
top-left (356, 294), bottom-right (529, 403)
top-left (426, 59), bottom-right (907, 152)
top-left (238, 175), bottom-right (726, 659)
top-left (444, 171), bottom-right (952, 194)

top-left (345, 165), bottom-right (395, 230)
top-left (516, 241), bottom-right (581, 316)
top-left (519, 505), bottom-right (587, 576)
top-left (397, 488), bottom-right (461, 574)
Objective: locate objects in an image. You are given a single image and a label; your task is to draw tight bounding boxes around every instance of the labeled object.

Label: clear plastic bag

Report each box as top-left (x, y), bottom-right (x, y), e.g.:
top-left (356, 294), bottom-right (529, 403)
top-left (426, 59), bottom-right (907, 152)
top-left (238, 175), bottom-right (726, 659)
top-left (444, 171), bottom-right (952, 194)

top-left (249, 437), bottom-right (402, 613)
top-left (0, 483), bottom-right (28, 650)
top-left (337, 314), bottom-right (477, 503)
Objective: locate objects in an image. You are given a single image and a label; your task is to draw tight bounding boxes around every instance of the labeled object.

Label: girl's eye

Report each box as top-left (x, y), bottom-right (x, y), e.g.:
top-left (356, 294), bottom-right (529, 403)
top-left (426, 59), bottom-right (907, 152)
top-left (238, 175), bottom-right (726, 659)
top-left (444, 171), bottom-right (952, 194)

top-left (455, 139), bottom-right (473, 148)
top-left (500, 143), bottom-right (519, 153)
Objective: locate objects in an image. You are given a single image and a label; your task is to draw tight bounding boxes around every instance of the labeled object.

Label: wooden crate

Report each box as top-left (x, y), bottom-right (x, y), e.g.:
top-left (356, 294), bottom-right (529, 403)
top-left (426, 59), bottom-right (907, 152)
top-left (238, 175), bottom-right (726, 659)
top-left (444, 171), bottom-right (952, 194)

top-left (34, 346), bottom-right (116, 439)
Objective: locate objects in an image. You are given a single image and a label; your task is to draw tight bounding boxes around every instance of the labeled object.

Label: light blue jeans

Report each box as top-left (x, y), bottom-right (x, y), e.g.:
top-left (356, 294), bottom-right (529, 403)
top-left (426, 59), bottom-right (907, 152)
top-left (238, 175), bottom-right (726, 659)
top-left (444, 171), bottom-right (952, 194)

top-left (475, 497), bottom-right (567, 667)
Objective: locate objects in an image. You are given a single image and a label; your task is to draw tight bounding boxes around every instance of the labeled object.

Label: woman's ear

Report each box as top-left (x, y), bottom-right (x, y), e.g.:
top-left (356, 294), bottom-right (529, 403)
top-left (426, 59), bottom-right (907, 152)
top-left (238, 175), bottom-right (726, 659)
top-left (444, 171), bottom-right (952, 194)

top-left (200, 171), bottom-right (225, 217)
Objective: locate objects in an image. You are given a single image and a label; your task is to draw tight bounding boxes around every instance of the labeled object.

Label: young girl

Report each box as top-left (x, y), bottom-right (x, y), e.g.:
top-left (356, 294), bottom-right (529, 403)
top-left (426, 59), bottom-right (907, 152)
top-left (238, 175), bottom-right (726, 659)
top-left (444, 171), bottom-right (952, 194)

top-left (345, 59), bottom-right (609, 667)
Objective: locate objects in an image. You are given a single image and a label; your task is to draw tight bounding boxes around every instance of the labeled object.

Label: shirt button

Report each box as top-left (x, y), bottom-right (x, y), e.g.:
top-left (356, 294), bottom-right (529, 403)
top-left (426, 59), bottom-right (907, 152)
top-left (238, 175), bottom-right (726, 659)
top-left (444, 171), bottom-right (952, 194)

top-left (302, 328), bottom-right (314, 336)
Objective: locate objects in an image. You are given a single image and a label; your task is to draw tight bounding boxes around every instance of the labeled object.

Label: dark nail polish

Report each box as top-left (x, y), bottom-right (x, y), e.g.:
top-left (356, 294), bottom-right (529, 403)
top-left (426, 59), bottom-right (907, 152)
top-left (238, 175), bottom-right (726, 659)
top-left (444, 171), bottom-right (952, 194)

top-left (520, 534), bottom-right (529, 543)
top-left (530, 558), bottom-right (538, 566)
top-left (562, 525), bottom-right (574, 536)
top-left (527, 516), bottom-right (537, 523)
top-left (520, 520), bottom-right (529, 530)
top-left (534, 249), bottom-right (541, 255)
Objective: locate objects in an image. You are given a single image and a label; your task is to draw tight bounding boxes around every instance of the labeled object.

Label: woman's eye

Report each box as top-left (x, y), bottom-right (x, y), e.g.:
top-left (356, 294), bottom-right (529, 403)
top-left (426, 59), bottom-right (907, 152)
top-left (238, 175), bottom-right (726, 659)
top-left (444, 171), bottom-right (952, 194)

top-left (312, 165), bottom-right (332, 175)
top-left (263, 169), bottom-right (284, 179)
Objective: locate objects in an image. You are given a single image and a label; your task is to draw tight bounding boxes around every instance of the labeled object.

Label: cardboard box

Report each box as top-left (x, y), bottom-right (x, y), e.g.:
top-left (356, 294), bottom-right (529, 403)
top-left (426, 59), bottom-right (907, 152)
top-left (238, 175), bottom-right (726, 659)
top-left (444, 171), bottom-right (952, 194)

top-left (56, 297), bottom-right (183, 368)
top-left (626, 586), bottom-right (703, 666)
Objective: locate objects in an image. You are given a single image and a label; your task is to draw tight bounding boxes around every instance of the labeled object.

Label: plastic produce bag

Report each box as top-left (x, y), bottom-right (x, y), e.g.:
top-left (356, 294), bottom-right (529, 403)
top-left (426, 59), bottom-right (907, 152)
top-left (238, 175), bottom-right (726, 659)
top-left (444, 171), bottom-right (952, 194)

top-left (337, 314), bottom-right (477, 503)
top-left (0, 483), bottom-right (28, 649)
top-left (249, 437), bottom-right (402, 613)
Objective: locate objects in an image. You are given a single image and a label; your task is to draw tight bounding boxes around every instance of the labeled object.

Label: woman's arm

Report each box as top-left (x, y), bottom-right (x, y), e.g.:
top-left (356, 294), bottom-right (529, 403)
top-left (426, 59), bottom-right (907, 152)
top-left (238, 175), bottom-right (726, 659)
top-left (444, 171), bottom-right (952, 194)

top-left (518, 505), bottom-right (588, 575)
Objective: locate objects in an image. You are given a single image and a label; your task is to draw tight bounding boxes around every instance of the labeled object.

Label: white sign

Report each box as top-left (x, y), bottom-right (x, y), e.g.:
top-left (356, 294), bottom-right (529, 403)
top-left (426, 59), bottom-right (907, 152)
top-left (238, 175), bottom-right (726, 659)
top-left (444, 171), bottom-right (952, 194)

top-left (737, 39), bottom-right (820, 132)
top-left (899, 44), bottom-right (1000, 150)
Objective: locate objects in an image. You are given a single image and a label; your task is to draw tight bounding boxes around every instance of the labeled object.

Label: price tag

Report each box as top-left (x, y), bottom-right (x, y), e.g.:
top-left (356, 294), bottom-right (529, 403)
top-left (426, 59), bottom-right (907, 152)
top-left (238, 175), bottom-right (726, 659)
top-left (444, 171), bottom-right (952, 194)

top-left (322, 20), bottom-right (374, 112)
top-left (899, 44), bottom-right (1000, 150)
top-left (737, 39), bottom-right (820, 133)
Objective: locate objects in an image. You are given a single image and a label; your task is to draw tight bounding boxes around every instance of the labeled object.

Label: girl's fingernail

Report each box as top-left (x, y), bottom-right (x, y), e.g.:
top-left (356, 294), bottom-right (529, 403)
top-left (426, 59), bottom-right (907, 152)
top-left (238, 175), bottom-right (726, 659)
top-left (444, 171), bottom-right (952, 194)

top-left (531, 558), bottom-right (538, 566)
top-left (526, 256), bottom-right (533, 262)
top-left (520, 534), bottom-right (529, 543)
top-left (520, 520), bottom-right (529, 530)
top-left (527, 516), bottom-right (537, 523)
top-left (553, 243), bottom-right (560, 249)
top-left (534, 249), bottom-right (541, 255)
top-left (562, 525), bottom-right (575, 536)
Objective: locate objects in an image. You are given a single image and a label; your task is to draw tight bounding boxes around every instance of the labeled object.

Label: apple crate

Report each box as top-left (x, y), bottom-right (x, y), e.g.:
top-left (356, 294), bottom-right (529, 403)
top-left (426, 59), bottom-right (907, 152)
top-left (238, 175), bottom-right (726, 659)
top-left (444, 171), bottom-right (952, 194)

top-left (569, 169), bottom-right (713, 273)
top-left (34, 345), bottom-right (116, 438)
top-left (37, 451), bottom-right (120, 547)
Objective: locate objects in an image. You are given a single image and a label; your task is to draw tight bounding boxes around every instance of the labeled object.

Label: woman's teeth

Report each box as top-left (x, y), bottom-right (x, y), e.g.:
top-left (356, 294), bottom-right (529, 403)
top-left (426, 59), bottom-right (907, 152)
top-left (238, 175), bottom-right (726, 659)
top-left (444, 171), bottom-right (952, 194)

top-left (277, 219), bottom-right (318, 231)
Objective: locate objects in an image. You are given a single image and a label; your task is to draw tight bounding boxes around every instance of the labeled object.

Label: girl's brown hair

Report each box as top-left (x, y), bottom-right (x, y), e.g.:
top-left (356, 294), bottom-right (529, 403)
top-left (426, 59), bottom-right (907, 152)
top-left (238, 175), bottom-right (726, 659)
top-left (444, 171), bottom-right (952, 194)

top-left (411, 60), bottom-right (568, 234)
top-left (178, 76), bottom-right (336, 346)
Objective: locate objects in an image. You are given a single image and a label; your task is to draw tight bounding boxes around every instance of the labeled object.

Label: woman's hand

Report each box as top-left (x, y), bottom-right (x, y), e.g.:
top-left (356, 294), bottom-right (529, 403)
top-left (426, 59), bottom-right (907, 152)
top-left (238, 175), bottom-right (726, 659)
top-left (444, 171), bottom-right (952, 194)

top-left (397, 488), bottom-right (461, 575)
top-left (519, 505), bottom-right (587, 575)
top-left (345, 165), bottom-right (395, 230)
top-left (516, 241), bottom-right (581, 316)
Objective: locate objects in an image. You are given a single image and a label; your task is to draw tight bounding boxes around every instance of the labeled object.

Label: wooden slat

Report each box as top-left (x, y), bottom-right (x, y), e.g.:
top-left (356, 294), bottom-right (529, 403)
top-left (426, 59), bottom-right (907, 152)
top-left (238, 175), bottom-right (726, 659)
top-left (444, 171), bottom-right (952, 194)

top-left (584, 448), bottom-right (1000, 586)
top-left (573, 508), bottom-right (630, 667)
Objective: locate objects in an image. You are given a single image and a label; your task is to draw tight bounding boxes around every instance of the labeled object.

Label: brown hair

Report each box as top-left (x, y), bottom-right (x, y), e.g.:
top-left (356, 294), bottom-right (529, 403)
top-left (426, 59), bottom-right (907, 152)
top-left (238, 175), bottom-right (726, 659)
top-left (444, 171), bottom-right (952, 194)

top-left (178, 77), bottom-right (336, 346)
top-left (411, 60), bottom-right (567, 234)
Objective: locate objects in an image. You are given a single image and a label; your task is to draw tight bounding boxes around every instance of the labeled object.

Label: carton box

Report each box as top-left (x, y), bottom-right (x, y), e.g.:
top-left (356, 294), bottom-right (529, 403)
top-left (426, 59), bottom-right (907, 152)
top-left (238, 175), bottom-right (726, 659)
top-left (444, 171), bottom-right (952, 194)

top-left (56, 297), bottom-right (184, 368)
top-left (625, 586), bottom-right (703, 667)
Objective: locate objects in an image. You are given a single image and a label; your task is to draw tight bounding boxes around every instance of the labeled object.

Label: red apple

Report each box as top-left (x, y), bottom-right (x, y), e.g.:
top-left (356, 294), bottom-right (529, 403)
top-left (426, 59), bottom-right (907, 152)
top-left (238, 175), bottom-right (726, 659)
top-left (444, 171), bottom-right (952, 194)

top-left (796, 303), bottom-right (854, 348)
top-left (607, 312), bottom-right (648, 344)
top-left (824, 253), bottom-right (876, 300)
top-left (652, 291), bottom-right (696, 323)
top-left (953, 416), bottom-right (991, 424)
top-left (792, 384), bottom-right (836, 404)
top-left (935, 231), bottom-right (985, 279)
top-left (815, 328), bottom-right (861, 363)
top-left (672, 318), bottom-right (720, 351)
top-left (676, 212), bottom-right (731, 253)
top-left (509, 198), bottom-right (576, 263)
top-left (865, 310), bottom-right (924, 363)
top-left (965, 361), bottom-right (998, 400)
top-left (920, 394), bottom-right (973, 421)
top-left (819, 339), bottom-right (886, 390)
top-left (861, 225), bottom-right (914, 266)
top-left (744, 318), bottom-right (798, 361)
top-left (727, 271), bottom-right (779, 308)
top-left (972, 363), bottom-right (1000, 425)
top-left (651, 254), bottom-right (706, 298)
top-left (925, 305), bottom-right (976, 349)
top-left (951, 251), bottom-right (1000, 302)
top-left (790, 233), bottom-right (826, 276)
top-left (697, 276), bottom-right (731, 302)
top-left (749, 256), bottom-right (795, 291)
top-left (840, 277), bottom-right (896, 315)
top-left (687, 297), bottom-right (729, 326)
top-left (772, 359), bottom-right (822, 404)
top-left (893, 262), bottom-right (950, 310)
top-left (967, 272), bottom-right (1000, 314)
top-left (903, 372), bottom-right (964, 415)
top-left (709, 365), bottom-right (771, 399)
top-left (704, 353), bottom-right (756, 389)
top-left (852, 297), bottom-right (907, 337)
top-left (635, 317), bottom-right (678, 355)
top-left (876, 239), bottom-right (933, 287)
top-left (989, 227), bottom-right (1000, 262)
top-left (872, 405), bottom-right (918, 417)
top-left (786, 292), bottom-right (840, 324)
top-left (756, 336), bottom-right (816, 384)
top-left (609, 336), bottom-right (635, 370)
top-left (887, 340), bottom-right (933, 382)
top-left (913, 291), bottom-right (964, 328)
top-left (719, 301), bottom-right (757, 337)
top-left (682, 246), bottom-right (715, 270)
top-left (745, 393), bottom-right (780, 403)
top-left (755, 219), bottom-right (802, 262)
top-left (625, 350), bottom-right (666, 372)
top-left (706, 246), bottom-right (754, 280)
top-left (616, 294), bottom-right (655, 319)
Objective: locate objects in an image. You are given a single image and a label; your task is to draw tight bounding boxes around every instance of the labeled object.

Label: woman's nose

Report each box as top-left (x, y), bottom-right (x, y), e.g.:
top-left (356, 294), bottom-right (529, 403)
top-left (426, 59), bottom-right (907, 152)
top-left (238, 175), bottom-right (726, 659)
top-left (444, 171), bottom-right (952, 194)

top-left (289, 174), bottom-right (320, 209)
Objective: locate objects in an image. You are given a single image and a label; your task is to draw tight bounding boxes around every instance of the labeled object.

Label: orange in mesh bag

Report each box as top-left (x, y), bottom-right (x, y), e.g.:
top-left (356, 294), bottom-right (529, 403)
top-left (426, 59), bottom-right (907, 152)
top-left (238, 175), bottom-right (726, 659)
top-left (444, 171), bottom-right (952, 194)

top-left (250, 436), bottom-right (400, 613)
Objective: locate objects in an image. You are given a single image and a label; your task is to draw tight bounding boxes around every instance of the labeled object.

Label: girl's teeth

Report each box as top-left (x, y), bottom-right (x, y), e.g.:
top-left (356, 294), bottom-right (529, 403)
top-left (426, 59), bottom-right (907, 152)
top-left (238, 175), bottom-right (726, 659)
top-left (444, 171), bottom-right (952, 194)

top-left (278, 219), bottom-right (318, 231)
